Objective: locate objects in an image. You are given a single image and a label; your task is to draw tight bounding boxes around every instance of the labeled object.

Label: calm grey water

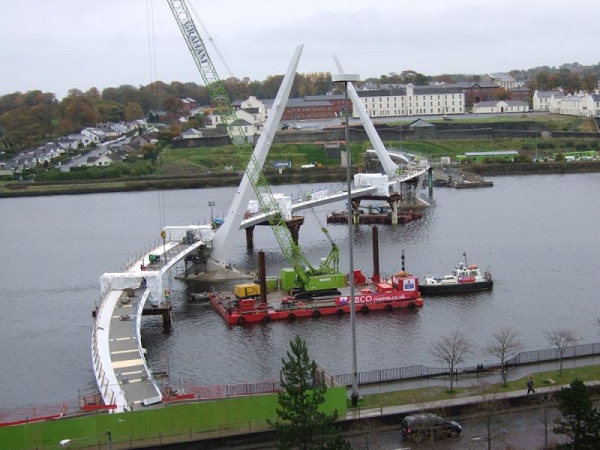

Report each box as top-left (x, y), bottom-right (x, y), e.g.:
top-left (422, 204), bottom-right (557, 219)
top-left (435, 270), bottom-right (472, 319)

top-left (1, 174), bottom-right (600, 411)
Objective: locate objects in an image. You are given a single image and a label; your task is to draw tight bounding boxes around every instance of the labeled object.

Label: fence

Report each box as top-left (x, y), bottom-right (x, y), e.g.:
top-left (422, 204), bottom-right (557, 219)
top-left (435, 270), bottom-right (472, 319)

top-left (333, 342), bottom-right (600, 387)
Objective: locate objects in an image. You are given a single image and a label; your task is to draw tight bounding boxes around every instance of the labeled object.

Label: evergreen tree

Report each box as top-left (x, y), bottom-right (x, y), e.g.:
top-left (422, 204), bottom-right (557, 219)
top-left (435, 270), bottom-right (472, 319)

top-left (554, 379), bottom-right (600, 449)
top-left (269, 335), bottom-right (350, 450)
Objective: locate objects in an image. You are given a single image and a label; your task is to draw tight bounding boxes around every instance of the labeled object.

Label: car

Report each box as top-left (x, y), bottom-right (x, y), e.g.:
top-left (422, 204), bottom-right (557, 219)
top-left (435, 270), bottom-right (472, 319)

top-left (401, 413), bottom-right (462, 442)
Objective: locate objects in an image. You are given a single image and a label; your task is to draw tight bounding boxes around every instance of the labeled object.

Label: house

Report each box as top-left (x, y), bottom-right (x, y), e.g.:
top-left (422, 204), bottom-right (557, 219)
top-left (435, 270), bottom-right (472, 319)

top-left (207, 108), bottom-right (262, 140)
top-left (130, 119), bottom-right (149, 130)
top-left (473, 100), bottom-right (529, 114)
top-left (585, 94), bottom-right (600, 117)
top-left (68, 133), bottom-right (93, 147)
top-left (180, 98), bottom-right (199, 113)
top-left (86, 152), bottom-right (123, 167)
top-left (181, 128), bottom-right (203, 139)
top-left (96, 122), bottom-right (126, 138)
top-left (56, 138), bottom-right (79, 152)
top-left (533, 90), bottom-right (563, 112)
top-left (0, 161), bottom-right (16, 177)
top-left (120, 143), bottom-right (142, 153)
top-left (81, 127), bottom-right (105, 143)
top-left (130, 135), bottom-right (155, 147)
top-left (239, 96), bottom-right (268, 125)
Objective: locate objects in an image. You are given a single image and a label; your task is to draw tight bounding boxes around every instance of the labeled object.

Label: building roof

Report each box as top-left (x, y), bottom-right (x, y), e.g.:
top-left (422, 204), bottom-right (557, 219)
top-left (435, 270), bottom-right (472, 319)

top-left (285, 98), bottom-right (332, 107)
top-left (465, 150), bottom-right (519, 156)
top-left (408, 119), bottom-right (435, 128)
top-left (487, 72), bottom-right (516, 82)
top-left (446, 81), bottom-right (500, 89)
top-left (535, 90), bottom-right (562, 98)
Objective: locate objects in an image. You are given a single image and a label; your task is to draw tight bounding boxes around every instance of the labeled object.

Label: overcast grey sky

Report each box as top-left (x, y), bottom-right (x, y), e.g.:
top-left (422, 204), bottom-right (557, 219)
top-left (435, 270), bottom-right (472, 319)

top-left (1, 0), bottom-right (599, 99)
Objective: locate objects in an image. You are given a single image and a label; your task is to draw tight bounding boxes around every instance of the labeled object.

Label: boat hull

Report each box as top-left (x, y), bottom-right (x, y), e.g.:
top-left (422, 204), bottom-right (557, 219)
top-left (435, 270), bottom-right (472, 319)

top-left (419, 280), bottom-right (493, 295)
top-left (209, 277), bottom-right (423, 326)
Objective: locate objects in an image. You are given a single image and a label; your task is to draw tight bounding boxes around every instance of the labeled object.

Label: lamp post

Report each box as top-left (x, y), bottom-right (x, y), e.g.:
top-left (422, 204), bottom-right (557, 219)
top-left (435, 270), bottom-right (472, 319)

top-left (332, 72), bottom-right (360, 406)
top-left (59, 430), bottom-right (112, 449)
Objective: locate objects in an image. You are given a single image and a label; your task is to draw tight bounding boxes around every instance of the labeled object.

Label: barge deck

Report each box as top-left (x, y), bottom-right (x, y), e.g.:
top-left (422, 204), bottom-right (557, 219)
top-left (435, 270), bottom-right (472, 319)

top-left (210, 271), bottom-right (423, 326)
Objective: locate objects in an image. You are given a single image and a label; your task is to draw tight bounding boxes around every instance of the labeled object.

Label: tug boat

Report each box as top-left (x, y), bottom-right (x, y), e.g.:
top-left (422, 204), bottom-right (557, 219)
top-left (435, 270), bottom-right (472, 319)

top-left (419, 253), bottom-right (493, 295)
top-left (209, 270), bottom-right (423, 326)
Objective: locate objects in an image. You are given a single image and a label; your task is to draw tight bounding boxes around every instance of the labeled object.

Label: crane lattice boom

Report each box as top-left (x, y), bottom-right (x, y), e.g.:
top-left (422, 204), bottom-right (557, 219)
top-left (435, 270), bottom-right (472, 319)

top-left (167, 0), bottom-right (338, 288)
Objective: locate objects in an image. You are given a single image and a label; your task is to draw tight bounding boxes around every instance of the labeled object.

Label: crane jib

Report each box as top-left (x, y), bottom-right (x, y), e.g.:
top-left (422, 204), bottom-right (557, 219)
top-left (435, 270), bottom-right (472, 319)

top-left (183, 21), bottom-right (208, 64)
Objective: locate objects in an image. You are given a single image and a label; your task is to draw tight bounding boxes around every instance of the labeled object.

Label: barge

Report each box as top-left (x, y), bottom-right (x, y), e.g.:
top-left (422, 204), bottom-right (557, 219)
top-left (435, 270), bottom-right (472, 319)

top-left (210, 270), bottom-right (423, 326)
top-left (327, 210), bottom-right (423, 225)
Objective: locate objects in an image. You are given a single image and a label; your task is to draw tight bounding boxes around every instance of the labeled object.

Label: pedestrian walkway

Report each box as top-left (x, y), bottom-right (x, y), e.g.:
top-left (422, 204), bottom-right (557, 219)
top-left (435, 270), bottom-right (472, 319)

top-left (346, 354), bottom-right (600, 420)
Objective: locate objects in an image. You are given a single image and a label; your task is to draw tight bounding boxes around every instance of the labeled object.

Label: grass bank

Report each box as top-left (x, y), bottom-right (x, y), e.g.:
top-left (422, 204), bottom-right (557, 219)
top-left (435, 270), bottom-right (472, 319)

top-left (354, 364), bottom-right (600, 409)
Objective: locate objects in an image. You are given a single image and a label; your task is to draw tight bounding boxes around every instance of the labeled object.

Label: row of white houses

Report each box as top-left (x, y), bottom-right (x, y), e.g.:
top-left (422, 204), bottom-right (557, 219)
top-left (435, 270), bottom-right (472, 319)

top-left (0, 120), bottom-right (153, 176)
top-left (533, 90), bottom-right (600, 117)
top-left (355, 84), bottom-right (465, 118)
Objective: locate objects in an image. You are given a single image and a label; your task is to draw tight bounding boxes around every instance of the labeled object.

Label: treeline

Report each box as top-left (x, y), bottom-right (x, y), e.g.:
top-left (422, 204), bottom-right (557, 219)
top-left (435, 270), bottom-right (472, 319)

top-left (0, 72), bottom-right (338, 156)
top-left (2, 62), bottom-right (599, 157)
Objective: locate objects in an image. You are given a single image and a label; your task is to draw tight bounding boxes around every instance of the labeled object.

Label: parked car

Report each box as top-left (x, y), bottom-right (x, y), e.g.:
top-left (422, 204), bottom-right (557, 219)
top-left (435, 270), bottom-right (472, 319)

top-left (401, 413), bottom-right (462, 442)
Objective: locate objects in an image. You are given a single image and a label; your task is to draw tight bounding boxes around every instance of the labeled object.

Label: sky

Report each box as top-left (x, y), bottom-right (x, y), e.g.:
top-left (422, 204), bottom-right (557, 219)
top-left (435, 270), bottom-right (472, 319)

top-left (1, 0), bottom-right (599, 100)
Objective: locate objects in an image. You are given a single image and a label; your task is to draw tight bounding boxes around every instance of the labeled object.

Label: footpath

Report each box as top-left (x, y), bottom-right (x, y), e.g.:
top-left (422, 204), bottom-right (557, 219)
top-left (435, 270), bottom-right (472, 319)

top-left (345, 354), bottom-right (600, 421)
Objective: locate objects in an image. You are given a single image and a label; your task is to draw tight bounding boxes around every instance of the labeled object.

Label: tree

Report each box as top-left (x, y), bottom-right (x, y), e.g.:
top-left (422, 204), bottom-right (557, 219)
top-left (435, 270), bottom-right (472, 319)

top-left (429, 330), bottom-right (471, 391)
top-left (471, 382), bottom-right (510, 450)
top-left (486, 327), bottom-right (523, 387)
top-left (162, 95), bottom-right (181, 124)
top-left (124, 102), bottom-right (144, 121)
top-left (544, 329), bottom-right (578, 375)
top-left (554, 379), bottom-right (600, 448)
top-left (537, 392), bottom-right (556, 450)
top-left (269, 335), bottom-right (350, 450)
top-left (493, 87), bottom-right (511, 101)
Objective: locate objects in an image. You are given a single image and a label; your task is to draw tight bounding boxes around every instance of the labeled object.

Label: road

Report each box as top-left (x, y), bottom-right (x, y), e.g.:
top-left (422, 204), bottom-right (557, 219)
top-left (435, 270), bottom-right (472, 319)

top-left (347, 407), bottom-right (567, 450)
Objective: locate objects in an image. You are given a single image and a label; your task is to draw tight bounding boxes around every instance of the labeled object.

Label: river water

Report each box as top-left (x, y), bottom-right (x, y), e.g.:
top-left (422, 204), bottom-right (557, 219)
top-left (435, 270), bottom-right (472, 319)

top-left (1, 174), bottom-right (599, 411)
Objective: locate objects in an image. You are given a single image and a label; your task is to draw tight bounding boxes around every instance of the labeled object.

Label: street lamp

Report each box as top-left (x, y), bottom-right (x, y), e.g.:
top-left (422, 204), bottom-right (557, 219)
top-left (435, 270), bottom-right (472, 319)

top-left (59, 430), bottom-right (112, 449)
top-left (331, 72), bottom-right (360, 406)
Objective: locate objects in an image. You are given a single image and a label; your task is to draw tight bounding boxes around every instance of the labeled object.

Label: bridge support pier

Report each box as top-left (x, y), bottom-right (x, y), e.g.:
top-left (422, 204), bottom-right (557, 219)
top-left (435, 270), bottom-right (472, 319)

top-left (352, 200), bottom-right (361, 225)
top-left (286, 220), bottom-right (301, 245)
top-left (163, 311), bottom-right (172, 330)
top-left (245, 225), bottom-right (256, 249)
top-left (389, 200), bottom-right (399, 225)
top-left (246, 217), bottom-right (305, 250)
top-left (428, 166), bottom-right (434, 197)
top-left (142, 304), bottom-right (172, 331)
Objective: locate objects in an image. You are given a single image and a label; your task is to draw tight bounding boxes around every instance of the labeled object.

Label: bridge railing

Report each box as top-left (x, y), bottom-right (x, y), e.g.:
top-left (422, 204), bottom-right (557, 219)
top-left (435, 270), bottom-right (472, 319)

top-left (332, 342), bottom-right (600, 387)
top-left (91, 296), bottom-right (117, 408)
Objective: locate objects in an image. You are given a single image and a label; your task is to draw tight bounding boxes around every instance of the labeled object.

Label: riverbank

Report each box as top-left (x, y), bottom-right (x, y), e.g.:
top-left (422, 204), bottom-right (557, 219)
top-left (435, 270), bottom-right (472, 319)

top-left (2, 161), bottom-right (600, 198)
top-left (0, 169), bottom-right (349, 198)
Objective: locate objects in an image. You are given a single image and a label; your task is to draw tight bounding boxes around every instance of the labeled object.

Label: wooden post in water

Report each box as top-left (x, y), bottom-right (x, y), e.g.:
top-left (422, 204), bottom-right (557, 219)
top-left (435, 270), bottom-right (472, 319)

top-left (372, 226), bottom-right (380, 283)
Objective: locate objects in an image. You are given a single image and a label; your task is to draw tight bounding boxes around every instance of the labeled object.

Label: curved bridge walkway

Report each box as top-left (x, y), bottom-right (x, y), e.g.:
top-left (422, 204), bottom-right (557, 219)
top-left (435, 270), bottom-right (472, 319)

top-left (91, 165), bottom-right (429, 413)
top-left (93, 227), bottom-right (210, 413)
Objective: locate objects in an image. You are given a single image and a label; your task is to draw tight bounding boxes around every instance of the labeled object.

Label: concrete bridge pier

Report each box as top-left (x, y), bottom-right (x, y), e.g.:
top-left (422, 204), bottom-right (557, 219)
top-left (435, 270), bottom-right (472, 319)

top-left (245, 225), bottom-right (256, 249)
top-left (245, 217), bottom-right (305, 250)
top-left (286, 217), bottom-right (304, 244)
top-left (351, 200), bottom-right (361, 225)
top-left (389, 199), bottom-right (399, 225)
